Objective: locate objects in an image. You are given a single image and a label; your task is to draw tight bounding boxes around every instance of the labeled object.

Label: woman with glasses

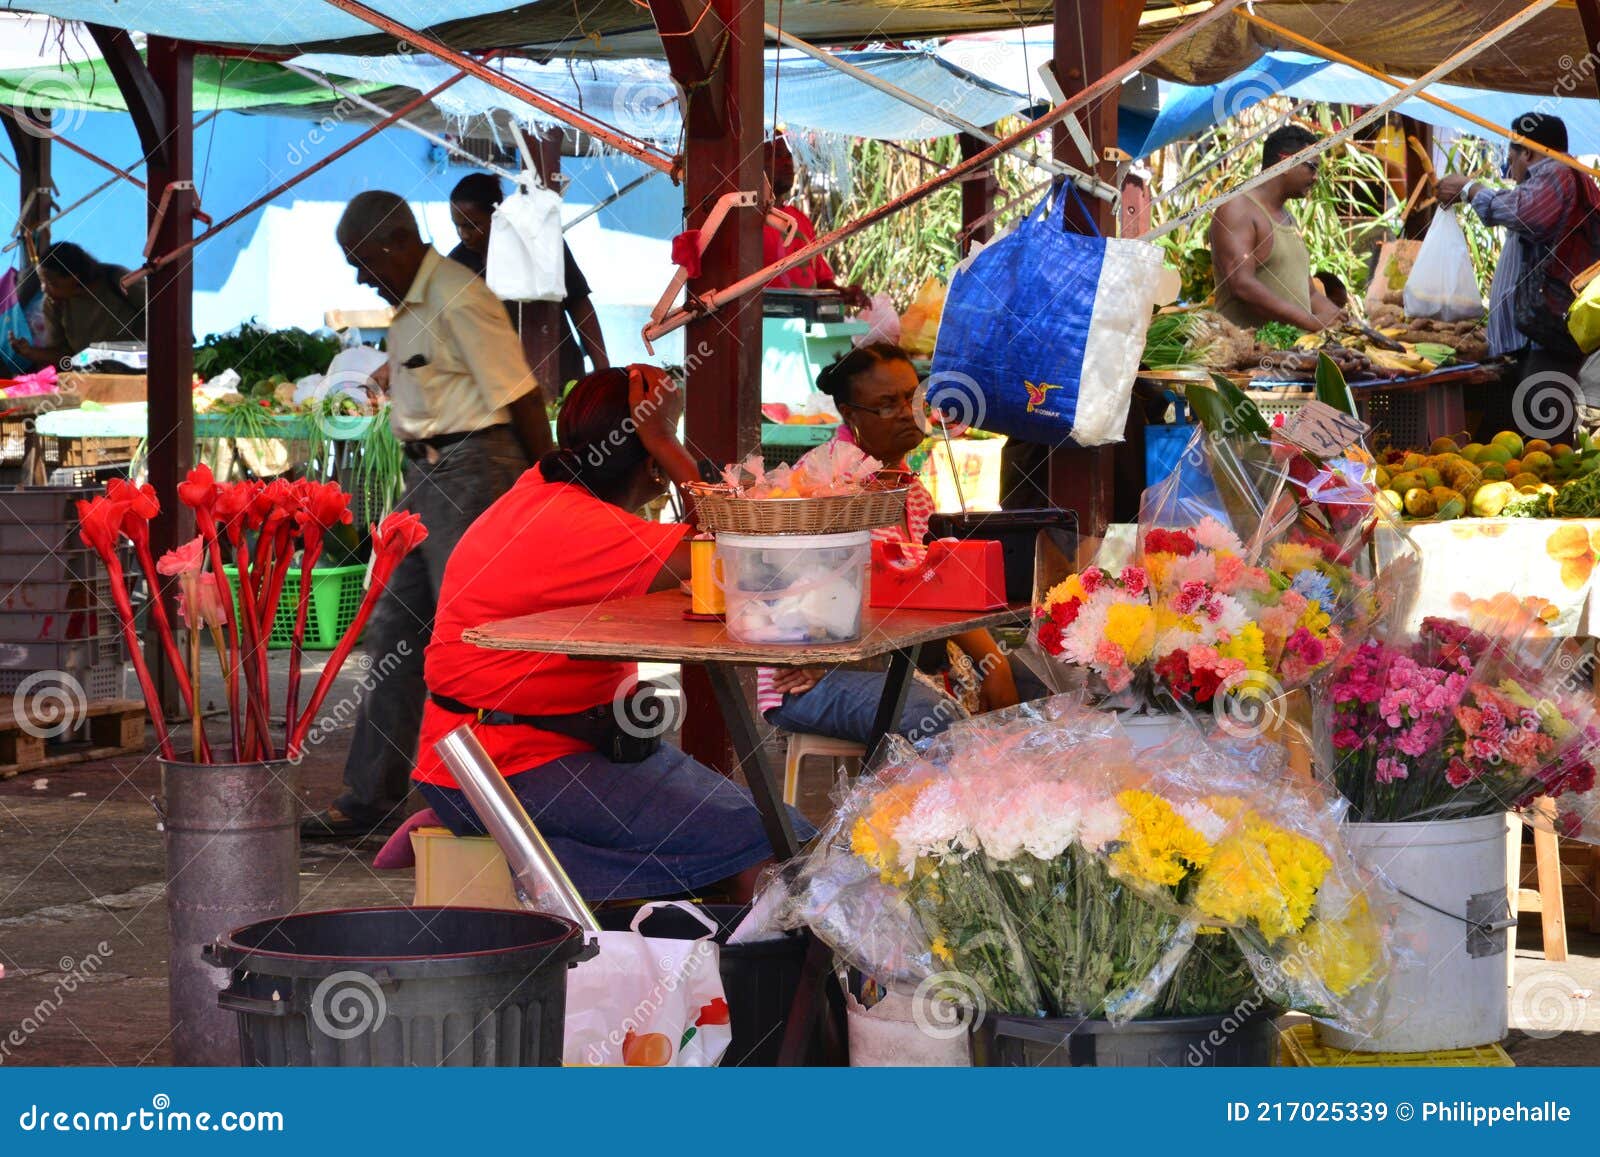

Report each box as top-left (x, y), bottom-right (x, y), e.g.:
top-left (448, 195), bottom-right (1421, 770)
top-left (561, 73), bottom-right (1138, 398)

top-left (757, 343), bottom-right (1022, 749)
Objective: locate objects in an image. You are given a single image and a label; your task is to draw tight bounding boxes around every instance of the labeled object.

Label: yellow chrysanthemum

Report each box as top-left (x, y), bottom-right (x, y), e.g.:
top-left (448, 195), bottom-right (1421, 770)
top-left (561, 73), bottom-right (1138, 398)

top-left (1270, 543), bottom-right (1322, 574)
top-left (929, 935), bottom-right (953, 963)
top-left (1104, 602), bottom-right (1157, 664)
top-left (1144, 553), bottom-right (1173, 591)
top-left (1296, 600), bottom-right (1333, 637)
top-left (1194, 814), bottom-right (1331, 941)
top-left (1217, 622), bottom-right (1267, 674)
top-left (1110, 789), bottom-right (1213, 888)
top-left (849, 780), bottom-right (928, 884)
top-left (1284, 898), bottom-right (1381, 995)
top-left (1044, 574), bottom-right (1085, 609)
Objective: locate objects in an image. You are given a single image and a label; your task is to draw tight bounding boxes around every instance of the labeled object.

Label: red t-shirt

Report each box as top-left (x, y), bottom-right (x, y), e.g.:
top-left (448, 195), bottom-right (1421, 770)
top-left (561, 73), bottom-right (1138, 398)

top-left (762, 205), bottom-right (836, 290)
top-left (413, 468), bottom-right (690, 787)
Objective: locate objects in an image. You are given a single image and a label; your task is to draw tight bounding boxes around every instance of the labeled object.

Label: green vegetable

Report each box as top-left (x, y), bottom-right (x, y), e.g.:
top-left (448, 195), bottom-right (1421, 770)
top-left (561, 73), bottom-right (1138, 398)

top-left (193, 321), bottom-right (341, 385)
top-left (1314, 353), bottom-right (1357, 416)
top-left (1255, 321), bottom-right (1305, 350)
top-left (1503, 492), bottom-right (1554, 518)
top-left (1554, 470), bottom-right (1600, 518)
top-left (1140, 312), bottom-right (1209, 369)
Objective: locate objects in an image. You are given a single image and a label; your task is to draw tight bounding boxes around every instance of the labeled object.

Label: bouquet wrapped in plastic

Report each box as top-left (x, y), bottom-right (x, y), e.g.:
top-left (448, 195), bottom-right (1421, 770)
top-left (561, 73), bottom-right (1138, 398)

top-left (769, 697), bottom-right (1397, 1031)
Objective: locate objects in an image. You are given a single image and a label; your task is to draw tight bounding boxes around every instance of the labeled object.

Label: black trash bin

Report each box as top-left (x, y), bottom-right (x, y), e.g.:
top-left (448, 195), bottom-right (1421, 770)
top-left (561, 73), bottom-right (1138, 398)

top-left (596, 903), bottom-right (808, 1067)
top-left (971, 1007), bottom-right (1280, 1068)
top-left (206, 906), bottom-right (592, 1067)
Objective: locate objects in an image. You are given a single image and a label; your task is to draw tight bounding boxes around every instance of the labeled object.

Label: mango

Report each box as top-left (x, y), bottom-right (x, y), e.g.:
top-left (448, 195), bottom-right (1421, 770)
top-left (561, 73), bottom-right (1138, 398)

top-left (1522, 451), bottom-right (1554, 476)
top-left (1460, 442), bottom-right (1486, 462)
top-left (1525, 438), bottom-right (1552, 454)
top-left (1510, 472), bottom-right (1543, 489)
top-left (1403, 488), bottom-right (1437, 517)
top-left (1493, 430), bottom-right (1525, 458)
top-left (1470, 481), bottom-right (1517, 517)
top-left (1389, 472), bottom-right (1422, 493)
top-left (1430, 436), bottom-right (1460, 455)
top-left (1430, 486), bottom-right (1466, 519)
top-left (1378, 489), bottom-right (1404, 514)
top-left (1477, 444), bottom-right (1513, 465)
top-left (1401, 452), bottom-right (1428, 472)
top-left (1415, 467), bottom-right (1443, 489)
top-left (1479, 463), bottom-right (1507, 481)
top-left (1552, 443), bottom-right (1574, 459)
top-left (1375, 466), bottom-right (1391, 490)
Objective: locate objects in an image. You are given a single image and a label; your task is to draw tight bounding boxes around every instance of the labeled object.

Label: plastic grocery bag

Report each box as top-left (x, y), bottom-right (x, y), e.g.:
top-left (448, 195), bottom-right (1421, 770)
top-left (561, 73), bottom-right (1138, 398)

top-left (564, 901), bottom-right (731, 1067)
top-left (930, 179), bottom-right (1166, 446)
top-left (486, 178), bottom-right (565, 302)
top-left (1402, 208), bottom-right (1483, 322)
top-left (854, 291), bottom-right (901, 347)
top-left (1568, 269), bottom-right (1600, 354)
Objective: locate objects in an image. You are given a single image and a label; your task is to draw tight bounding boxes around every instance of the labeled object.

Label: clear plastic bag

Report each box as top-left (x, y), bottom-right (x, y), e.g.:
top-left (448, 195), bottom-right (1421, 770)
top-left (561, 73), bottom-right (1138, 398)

top-left (1402, 208), bottom-right (1484, 323)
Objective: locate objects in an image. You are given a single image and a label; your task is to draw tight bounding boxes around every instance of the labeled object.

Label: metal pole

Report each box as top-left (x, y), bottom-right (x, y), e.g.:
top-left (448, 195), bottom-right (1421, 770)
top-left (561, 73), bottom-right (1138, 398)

top-left (561, 170), bottom-right (659, 231)
top-left (434, 727), bottom-right (600, 932)
top-left (318, 0), bottom-right (679, 177)
top-left (1243, 9), bottom-right (1600, 182)
top-left (764, 23), bottom-right (1116, 202)
top-left (126, 69), bottom-right (470, 285)
top-left (1149, 0), bottom-right (1562, 242)
top-left (279, 61), bottom-right (524, 185)
top-left (644, 0), bottom-right (1252, 342)
top-left (0, 102), bottom-right (145, 189)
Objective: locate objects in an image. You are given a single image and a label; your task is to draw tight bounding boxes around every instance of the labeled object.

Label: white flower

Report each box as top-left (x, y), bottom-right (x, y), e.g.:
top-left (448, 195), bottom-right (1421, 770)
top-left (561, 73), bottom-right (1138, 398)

top-left (894, 780), bottom-right (975, 872)
top-left (1077, 798), bottom-right (1127, 853)
top-left (1177, 801), bottom-right (1229, 844)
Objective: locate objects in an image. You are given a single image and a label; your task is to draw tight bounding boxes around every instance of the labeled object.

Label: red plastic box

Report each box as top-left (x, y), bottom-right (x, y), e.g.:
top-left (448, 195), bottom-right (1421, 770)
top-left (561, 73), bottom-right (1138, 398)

top-left (869, 538), bottom-right (1007, 612)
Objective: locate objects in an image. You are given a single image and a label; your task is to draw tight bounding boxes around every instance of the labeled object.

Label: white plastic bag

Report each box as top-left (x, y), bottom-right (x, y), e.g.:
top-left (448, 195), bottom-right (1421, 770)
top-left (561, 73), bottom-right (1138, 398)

top-left (563, 901), bottom-right (731, 1067)
top-left (486, 178), bottom-right (566, 302)
top-left (854, 292), bottom-right (901, 347)
top-left (1402, 208), bottom-right (1484, 322)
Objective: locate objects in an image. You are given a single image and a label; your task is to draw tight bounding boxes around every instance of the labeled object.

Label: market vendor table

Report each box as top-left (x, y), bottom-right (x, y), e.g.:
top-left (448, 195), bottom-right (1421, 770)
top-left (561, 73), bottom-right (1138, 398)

top-left (464, 590), bottom-right (1029, 861)
top-left (1247, 362), bottom-right (1508, 448)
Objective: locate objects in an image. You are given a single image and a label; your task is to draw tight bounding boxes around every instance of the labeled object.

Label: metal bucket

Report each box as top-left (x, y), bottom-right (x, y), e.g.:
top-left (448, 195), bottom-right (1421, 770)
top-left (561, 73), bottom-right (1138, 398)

top-left (160, 757), bottom-right (299, 1066)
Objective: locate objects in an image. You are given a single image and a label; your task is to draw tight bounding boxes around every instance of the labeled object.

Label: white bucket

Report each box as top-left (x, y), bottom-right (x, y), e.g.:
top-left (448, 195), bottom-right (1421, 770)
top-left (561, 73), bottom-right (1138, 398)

top-left (1115, 711), bottom-right (1192, 752)
top-left (1318, 814), bottom-right (1511, 1053)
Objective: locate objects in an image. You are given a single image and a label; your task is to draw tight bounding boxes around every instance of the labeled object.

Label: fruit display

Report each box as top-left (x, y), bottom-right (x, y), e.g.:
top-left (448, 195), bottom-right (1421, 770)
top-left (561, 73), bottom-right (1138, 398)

top-left (1375, 431), bottom-right (1600, 521)
top-left (1168, 310), bottom-right (1479, 382)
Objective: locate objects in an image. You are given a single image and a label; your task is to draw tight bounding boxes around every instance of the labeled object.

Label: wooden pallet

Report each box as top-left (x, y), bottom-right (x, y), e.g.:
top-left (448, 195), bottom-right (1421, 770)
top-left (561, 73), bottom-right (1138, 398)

top-left (0, 698), bottom-right (147, 779)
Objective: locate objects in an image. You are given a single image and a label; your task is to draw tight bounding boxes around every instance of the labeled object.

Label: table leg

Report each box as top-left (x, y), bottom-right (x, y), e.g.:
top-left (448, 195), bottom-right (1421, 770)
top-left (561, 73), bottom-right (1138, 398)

top-left (863, 644), bottom-right (921, 770)
top-left (703, 662), bottom-right (800, 861)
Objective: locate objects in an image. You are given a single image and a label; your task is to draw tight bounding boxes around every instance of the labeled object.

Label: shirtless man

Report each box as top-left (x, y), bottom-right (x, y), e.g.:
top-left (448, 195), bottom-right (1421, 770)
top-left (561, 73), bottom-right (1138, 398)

top-left (1209, 124), bottom-right (1344, 331)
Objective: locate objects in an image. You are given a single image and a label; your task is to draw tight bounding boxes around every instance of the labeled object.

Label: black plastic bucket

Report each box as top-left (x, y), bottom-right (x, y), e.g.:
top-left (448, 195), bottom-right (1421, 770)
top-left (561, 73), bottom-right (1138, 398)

top-left (206, 906), bottom-right (592, 1067)
top-left (971, 1007), bottom-right (1280, 1067)
top-left (596, 903), bottom-right (808, 1067)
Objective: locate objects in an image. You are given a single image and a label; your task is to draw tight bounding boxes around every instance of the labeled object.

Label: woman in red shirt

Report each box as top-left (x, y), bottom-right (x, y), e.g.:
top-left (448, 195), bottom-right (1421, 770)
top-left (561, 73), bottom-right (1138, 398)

top-left (414, 365), bottom-right (814, 901)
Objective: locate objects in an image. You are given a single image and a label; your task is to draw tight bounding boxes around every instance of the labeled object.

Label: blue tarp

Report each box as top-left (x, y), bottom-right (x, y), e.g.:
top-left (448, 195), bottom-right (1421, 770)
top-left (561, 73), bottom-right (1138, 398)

top-left (1124, 52), bottom-right (1600, 159)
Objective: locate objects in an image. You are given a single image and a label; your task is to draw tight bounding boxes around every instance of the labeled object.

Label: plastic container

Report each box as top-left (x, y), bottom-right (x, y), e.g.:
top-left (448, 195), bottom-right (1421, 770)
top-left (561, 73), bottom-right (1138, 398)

top-left (1117, 711), bottom-right (1192, 752)
top-left (597, 903), bottom-right (809, 1068)
top-left (0, 633), bottom-right (119, 675)
top-left (223, 563), bottom-right (366, 649)
top-left (0, 486), bottom-right (98, 526)
top-left (0, 521), bottom-right (89, 554)
top-left (927, 508), bottom-right (1077, 605)
top-left (717, 530), bottom-right (870, 645)
top-left (410, 826), bottom-right (521, 910)
top-left (0, 656), bottom-right (122, 702)
top-left (207, 906), bottom-right (592, 1067)
top-left (0, 575), bottom-right (112, 614)
top-left (1279, 1022), bottom-right (1512, 1068)
top-left (971, 1007), bottom-right (1279, 1067)
top-left (1317, 814), bottom-right (1511, 1053)
top-left (0, 547), bottom-right (100, 583)
top-left (1145, 422), bottom-right (1195, 489)
top-left (0, 606), bottom-right (113, 642)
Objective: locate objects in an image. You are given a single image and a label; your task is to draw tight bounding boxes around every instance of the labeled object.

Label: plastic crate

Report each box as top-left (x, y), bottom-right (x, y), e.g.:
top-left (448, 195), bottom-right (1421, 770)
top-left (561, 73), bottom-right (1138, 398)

top-left (0, 658), bottom-right (122, 703)
top-left (1355, 389), bottom-right (1426, 451)
top-left (1277, 1022), bottom-right (1513, 1067)
top-left (223, 563), bottom-right (367, 650)
top-left (1245, 386), bottom-right (1316, 422)
top-left (0, 633), bottom-right (120, 673)
top-left (0, 607), bottom-right (115, 642)
top-left (0, 548), bottom-right (102, 583)
top-left (0, 575), bottom-right (113, 614)
top-left (0, 486), bottom-right (100, 525)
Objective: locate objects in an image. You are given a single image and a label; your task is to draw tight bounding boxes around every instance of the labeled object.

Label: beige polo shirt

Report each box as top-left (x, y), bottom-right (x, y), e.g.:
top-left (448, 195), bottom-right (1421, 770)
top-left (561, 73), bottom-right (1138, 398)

top-left (385, 247), bottom-right (537, 442)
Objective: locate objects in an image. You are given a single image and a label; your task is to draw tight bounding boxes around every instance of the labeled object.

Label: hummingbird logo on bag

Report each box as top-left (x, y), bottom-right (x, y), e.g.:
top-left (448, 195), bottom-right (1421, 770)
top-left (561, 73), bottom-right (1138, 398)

top-left (1024, 380), bottom-right (1062, 414)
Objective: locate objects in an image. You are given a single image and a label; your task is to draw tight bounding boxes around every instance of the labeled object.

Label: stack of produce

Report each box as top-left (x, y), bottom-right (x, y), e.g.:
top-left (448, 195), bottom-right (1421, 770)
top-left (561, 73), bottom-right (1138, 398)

top-left (1148, 310), bottom-right (1467, 382)
top-left (1368, 303), bottom-right (1490, 364)
top-left (1376, 431), bottom-right (1600, 520)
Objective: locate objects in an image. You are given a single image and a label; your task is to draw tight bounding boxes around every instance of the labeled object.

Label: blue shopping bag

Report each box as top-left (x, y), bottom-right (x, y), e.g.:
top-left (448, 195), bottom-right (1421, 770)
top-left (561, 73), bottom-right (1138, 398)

top-left (929, 181), bottom-right (1167, 446)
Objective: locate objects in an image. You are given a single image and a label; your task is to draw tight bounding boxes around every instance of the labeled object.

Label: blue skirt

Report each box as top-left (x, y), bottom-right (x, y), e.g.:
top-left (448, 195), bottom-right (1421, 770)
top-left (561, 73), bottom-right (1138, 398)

top-left (416, 744), bottom-right (816, 902)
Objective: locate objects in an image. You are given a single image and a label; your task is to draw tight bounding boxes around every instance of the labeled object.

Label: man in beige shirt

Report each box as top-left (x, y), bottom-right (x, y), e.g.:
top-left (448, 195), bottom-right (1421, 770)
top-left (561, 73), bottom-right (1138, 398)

top-left (304, 190), bottom-right (552, 840)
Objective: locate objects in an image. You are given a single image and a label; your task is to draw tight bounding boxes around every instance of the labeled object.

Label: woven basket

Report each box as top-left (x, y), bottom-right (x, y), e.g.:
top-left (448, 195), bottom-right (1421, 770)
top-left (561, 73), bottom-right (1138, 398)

top-left (687, 470), bottom-right (912, 535)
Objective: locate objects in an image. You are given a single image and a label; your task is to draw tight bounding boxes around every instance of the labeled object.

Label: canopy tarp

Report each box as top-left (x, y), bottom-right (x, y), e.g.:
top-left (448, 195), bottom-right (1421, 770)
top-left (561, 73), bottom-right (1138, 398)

top-left (292, 48), bottom-right (1033, 142)
top-left (0, 55), bottom-right (387, 114)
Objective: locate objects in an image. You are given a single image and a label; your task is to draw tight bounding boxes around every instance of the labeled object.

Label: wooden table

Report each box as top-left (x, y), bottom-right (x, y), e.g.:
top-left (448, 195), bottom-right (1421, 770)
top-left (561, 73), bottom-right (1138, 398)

top-left (465, 590), bottom-right (1029, 861)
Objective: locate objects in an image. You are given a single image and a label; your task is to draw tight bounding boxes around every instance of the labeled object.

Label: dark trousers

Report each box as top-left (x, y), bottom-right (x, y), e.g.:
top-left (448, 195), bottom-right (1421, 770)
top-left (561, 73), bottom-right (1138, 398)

top-left (1473, 347), bottom-right (1586, 445)
top-left (333, 426), bottom-right (528, 820)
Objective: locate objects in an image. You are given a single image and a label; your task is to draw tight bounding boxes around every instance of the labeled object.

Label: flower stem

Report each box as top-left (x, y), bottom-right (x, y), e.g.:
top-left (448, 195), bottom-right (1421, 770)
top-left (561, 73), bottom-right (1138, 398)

top-left (134, 541), bottom-right (210, 762)
top-left (102, 557), bottom-right (174, 759)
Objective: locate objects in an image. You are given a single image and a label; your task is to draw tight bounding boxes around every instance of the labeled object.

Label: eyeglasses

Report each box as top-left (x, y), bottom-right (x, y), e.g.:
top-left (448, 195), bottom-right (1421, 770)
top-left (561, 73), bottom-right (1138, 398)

top-left (839, 395), bottom-right (919, 420)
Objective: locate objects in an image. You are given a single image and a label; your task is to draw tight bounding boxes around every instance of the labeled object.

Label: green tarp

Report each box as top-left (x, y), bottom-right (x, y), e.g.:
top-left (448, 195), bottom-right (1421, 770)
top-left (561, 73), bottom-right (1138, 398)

top-left (0, 56), bottom-right (384, 114)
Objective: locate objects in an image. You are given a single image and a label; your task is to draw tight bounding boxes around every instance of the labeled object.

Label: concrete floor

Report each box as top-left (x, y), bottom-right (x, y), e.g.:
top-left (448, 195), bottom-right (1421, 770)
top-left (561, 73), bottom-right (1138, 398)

top-left (0, 653), bottom-right (1597, 1066)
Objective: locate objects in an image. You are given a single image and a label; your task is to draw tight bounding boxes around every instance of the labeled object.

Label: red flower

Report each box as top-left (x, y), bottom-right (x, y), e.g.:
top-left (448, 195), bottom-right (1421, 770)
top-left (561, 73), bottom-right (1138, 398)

top-left (177, 464), bottom-right (218, 514)
top-left (213, 481), bottom-right (259, 530)
top-left (296, 481), bottom-right (353, 536)
top-left (1051, 598), bottom-right (1080, 627)
top-left (76, 496), bottom-right (130, 559)
top-left (1036, 618), bottom-right (1064, 655)
top-left (370, 511), bottom-right (428, 582)
top-left (105, 478), bottom-right (159, 549)
top-left (1145, 528), bottom-right (1196, 557)
top-left (1155, 651), bottom-right (1192, 696)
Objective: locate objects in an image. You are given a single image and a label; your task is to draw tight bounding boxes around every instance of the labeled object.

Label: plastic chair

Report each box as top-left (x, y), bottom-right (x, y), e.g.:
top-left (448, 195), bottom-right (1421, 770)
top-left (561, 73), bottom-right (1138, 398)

top-left (782, 732), bottom-right (866, 806)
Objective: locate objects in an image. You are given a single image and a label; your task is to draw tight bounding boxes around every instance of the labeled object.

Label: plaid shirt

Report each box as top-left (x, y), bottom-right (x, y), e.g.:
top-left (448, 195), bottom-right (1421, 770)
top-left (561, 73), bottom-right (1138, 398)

top-left (1468, 159), bottom-right (1593, 355)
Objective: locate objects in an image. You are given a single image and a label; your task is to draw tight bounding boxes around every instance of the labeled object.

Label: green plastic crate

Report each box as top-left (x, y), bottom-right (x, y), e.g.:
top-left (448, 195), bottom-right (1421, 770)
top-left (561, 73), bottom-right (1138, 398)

top-left (222, 564), bottom-right (367, 650)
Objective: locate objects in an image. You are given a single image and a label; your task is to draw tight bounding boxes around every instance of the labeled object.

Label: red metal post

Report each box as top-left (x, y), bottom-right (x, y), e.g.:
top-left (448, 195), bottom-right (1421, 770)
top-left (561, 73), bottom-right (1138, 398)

top-left (1574, 0), bottom-right (1600, 101)
top-left (958, 131), bottom-right (997, 255)
top-left (144, 38), bottom-right (197, 711)
top-left (1046, 0), bottom-right (1142, 539)
top-left (0, 103), bottom-right (145, 191)
top-left (652, 0), bottom-right (763, 773)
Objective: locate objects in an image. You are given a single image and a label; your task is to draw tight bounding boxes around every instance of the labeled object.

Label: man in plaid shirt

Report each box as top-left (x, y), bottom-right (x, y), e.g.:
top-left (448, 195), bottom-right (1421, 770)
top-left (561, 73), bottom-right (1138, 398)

top-left (1440, 113), bottom-right (1600, 441)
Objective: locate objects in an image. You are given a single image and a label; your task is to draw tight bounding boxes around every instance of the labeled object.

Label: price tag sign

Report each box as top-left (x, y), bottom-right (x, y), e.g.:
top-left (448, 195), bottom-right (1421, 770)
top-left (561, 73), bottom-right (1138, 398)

top-left (1280, 400), bottom-right (1370, 457)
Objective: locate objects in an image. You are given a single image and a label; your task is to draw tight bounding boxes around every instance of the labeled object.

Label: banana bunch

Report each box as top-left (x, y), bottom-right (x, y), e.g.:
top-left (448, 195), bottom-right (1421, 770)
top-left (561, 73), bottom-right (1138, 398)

top-left (1293, 326), bottom-right (1447, 376)
top-left (1365, 346), bottom-right (1437, 375)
